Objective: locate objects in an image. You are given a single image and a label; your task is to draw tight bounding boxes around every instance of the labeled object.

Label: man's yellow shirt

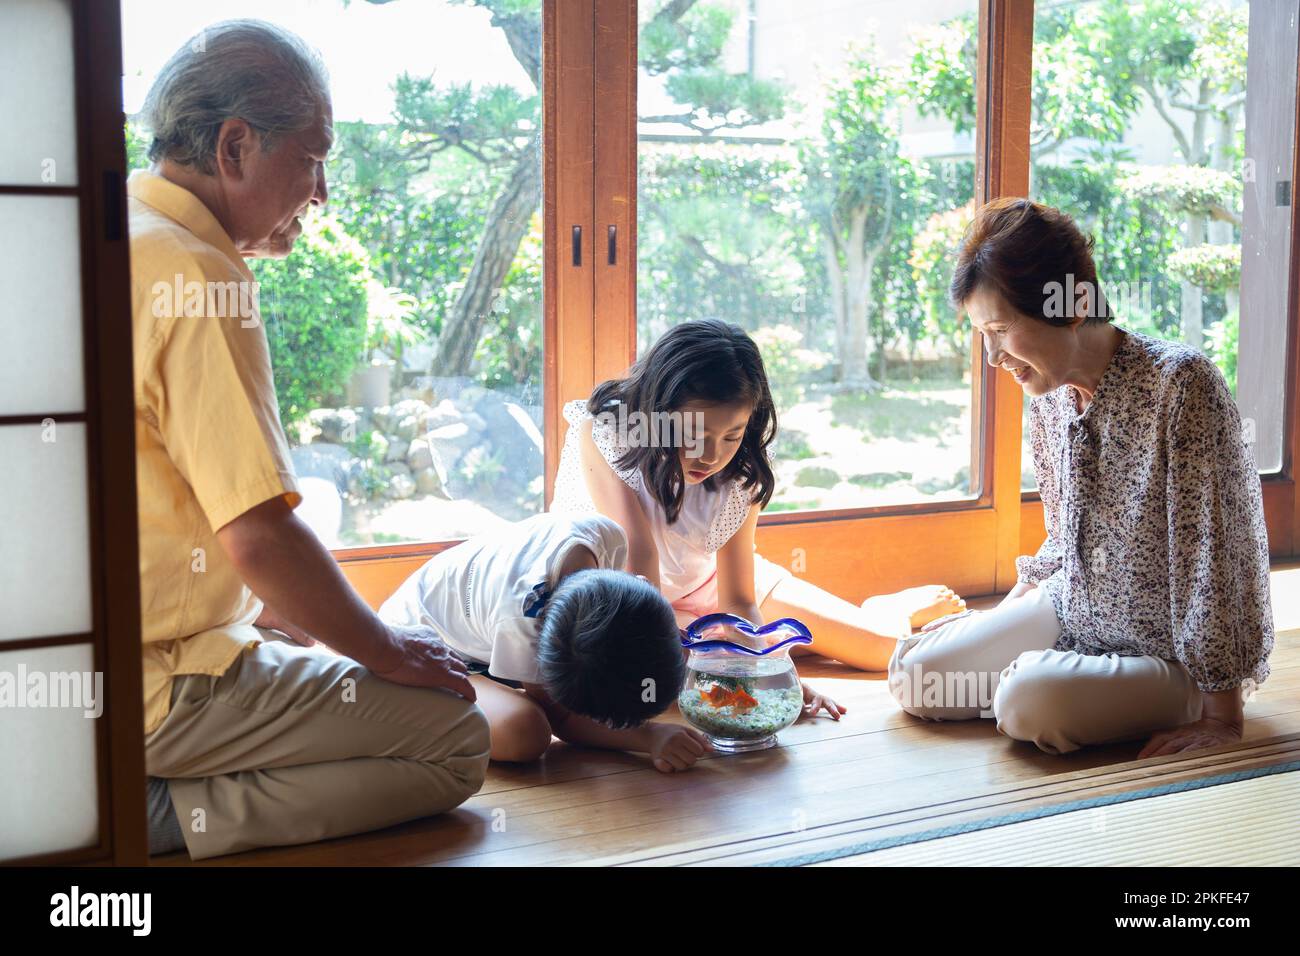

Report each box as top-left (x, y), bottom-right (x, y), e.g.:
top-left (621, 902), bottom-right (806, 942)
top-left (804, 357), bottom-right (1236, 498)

top-left (128, 170), bottom-right (301, 735)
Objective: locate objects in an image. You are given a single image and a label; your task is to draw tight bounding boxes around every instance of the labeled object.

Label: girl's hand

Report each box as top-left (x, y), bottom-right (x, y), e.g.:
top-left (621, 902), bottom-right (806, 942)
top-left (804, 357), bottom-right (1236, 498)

top-left (801, 681), bottom-right (845, 721)
top-left (1137, 717), bottom-right (1242, 759)
top-left (648, 723), bottom-right (713, 773)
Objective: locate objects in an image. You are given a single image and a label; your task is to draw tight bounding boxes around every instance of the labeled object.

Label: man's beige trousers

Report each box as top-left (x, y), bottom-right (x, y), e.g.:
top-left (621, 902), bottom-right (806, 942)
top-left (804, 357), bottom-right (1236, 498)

top-left (887, 586), bottom-right (1210, 754)
top-left (145, 630), bottom-right (491, 860)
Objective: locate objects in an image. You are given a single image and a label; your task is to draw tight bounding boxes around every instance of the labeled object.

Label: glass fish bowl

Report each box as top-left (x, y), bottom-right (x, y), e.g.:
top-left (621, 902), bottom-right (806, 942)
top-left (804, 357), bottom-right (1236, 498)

top-left (677, 613), bottom-right (812, 753)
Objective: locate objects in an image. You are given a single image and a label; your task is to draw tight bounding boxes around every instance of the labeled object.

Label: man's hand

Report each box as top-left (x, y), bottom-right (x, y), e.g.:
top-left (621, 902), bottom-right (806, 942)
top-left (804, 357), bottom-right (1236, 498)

top-left (1137, 716), bottom-right (1242, 758)
top-left (647, 723), bottom-right (712, 773)
top-left (253, 604), bottom-right (316, 647)
top-left (369, 624), bottom-right (477, 703)
top-left (217, 496), bottom-right (476, 702)
top-left (801, 681), bottom-right (846, 720)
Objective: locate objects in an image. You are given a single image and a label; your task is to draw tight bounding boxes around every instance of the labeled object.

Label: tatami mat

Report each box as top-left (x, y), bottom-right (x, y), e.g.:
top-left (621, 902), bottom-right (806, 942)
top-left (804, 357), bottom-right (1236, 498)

top-left (803, 762), bottom-right (1300, 867)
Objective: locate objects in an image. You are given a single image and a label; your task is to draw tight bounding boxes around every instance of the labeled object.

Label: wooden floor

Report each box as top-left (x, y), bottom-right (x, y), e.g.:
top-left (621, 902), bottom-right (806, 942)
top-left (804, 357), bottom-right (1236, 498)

top-left (156, 563), bottom-right (1300, 866)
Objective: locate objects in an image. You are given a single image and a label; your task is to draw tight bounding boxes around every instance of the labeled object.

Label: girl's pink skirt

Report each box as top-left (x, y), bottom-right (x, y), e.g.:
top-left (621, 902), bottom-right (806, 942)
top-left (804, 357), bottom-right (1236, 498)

top-left (670, 553), bottom-right (794, 628)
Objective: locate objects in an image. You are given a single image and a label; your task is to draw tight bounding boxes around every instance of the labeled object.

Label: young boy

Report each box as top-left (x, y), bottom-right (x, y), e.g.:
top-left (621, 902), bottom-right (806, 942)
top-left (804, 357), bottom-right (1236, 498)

top-left (379, 512), bottom-right (712, 773)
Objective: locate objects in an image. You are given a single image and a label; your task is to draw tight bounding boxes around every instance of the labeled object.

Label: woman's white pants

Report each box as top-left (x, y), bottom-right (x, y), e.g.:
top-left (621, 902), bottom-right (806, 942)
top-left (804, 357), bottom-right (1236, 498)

top-left (886, 586), bottom-right (1206, 754)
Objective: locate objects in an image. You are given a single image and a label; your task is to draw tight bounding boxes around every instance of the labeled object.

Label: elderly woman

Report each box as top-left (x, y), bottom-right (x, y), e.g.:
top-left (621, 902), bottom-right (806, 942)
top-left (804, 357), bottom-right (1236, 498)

top-left (887, 197), bottom-right (1274, 757)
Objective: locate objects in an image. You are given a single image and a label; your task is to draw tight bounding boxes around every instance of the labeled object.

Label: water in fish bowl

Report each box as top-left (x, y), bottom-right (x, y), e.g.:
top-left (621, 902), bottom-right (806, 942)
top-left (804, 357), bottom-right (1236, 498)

top-left (678, 654), bottom-right (803, 752)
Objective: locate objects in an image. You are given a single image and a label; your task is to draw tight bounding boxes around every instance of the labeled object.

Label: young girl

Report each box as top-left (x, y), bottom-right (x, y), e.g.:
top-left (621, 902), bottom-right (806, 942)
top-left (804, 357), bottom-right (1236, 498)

top-left (550, 319), bottom-right (965, 689)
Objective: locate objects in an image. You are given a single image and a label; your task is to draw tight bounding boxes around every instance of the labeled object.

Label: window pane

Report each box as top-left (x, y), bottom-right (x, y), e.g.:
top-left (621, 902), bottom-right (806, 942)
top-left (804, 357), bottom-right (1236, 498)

top-left (0, 0), bottom-right (78, 187)
top-left (0, 195), bottom-right (85, 416)
top-left (637, 0), bottom-right (980, 512)
top-left (122, 1), bottom-right (544, 546)
top-left (1025, 0), bottom-right (1296, 489)
top-left (0, 423), bottom-right (92, 642)
top-left (0, 642), bottom-right (100, 860)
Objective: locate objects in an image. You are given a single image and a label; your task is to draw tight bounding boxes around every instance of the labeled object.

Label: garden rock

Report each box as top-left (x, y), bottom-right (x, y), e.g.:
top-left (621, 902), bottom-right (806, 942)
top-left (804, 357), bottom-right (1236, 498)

top-left (475, 398), bottom-right (543, 478)
top-left (387, 473), bottom-right (417, 499)
top-left (290, 442), bottom-right (352, 493)
top-left (426, 399), bottom-right (460, 431)
top-left (406, 437), bottom-right (433, 471)
top-left (414, 466), bottom-right (447, 497)
top-left (795, 464), bottom-right (840, 489)
top-left (394, 414), bottom-right (422, 442)
top-left (428, 422), bottom-right (473, 460)
top-left (385, 438), bottom-right (410, 463)
top-left (308, 408), bottom-right (359, 445)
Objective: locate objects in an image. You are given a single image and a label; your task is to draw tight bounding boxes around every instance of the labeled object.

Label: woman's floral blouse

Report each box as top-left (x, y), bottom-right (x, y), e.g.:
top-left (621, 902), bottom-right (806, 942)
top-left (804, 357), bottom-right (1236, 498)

top-left (1017, 327), bottom-right (1274, 695)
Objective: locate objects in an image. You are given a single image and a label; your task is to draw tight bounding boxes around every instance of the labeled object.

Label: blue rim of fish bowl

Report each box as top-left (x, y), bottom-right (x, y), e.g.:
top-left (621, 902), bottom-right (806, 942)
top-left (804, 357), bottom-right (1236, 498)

top-left (679, 612), bottom-right (813, 656)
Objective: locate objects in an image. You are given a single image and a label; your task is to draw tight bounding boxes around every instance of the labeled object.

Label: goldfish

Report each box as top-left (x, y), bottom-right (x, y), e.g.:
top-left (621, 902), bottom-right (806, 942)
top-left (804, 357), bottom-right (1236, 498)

top-left (699, 682), bottom-right (758, 711)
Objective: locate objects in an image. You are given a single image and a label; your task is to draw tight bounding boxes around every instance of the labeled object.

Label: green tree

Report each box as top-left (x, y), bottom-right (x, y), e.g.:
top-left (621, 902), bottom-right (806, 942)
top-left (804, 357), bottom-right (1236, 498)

top-left (636, 0), bottom-right (807, 350)
top-left (638, 143), bottom-right (808, 343)
top-left (364, 0), bottom-right (542, 379)
top-left (909, 0), bottom-right (1246, 351)
top-left (801, 43), bottom-right (916, 388)
top-left (252, 214), bottom-right (374, 429)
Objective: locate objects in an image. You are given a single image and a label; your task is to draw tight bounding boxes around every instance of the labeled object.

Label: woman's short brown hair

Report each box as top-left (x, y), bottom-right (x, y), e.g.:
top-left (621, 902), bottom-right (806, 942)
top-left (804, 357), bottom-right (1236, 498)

top-left (949, 197), bottom-right (1112, 325)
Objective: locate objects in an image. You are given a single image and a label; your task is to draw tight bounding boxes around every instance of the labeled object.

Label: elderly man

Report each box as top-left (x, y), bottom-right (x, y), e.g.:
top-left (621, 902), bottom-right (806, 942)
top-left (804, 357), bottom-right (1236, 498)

top-left (131, 20), bottom-right (489, 860)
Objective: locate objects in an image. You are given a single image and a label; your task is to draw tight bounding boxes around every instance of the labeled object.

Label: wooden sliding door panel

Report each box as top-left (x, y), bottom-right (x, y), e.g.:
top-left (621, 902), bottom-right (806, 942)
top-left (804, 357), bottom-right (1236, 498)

top-left (0, 0), bottom-right (144, 865)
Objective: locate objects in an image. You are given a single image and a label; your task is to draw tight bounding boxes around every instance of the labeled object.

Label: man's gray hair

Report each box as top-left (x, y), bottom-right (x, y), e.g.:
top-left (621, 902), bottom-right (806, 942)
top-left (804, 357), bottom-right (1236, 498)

top-left (143, 19), bottom-right (330, 174)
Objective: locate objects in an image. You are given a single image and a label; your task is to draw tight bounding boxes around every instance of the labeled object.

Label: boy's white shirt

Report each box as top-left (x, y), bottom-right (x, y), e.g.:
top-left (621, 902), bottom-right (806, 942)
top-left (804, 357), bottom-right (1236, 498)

top-left (378, 512), bottom-right (630, 683)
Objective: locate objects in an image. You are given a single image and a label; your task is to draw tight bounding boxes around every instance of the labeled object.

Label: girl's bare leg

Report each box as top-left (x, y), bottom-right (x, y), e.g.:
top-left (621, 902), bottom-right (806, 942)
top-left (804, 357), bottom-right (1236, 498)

top-left (469, 675), bottom-right (553, 763)
top-left (862, 585), bottom-right (966, 630)
top-left (760, 575), bottom-right (905, 672)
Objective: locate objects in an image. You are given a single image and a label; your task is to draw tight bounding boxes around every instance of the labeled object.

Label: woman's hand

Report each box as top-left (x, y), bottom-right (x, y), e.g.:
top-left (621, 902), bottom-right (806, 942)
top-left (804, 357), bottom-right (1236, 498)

top-left (1137, 717), bottom-right (1242, 759)
top-left (801, 681), bottom-right (846, 720)
top-left (1002, 580), bottom-right (1037, 603)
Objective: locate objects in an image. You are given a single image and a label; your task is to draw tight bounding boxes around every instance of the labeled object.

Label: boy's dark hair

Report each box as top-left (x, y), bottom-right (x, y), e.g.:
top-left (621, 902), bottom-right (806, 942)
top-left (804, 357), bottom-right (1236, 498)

top-left (586, 318), bottom-right (777, 524)
top-left (537, 569), bottom-right (686, 729)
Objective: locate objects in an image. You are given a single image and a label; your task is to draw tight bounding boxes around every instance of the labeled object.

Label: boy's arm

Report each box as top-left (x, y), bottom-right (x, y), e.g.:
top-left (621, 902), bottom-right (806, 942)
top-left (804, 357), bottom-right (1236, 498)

top-left (520, 681), bottom-right (711, 771)
top-left (521, 681), bottom-right (656, 752)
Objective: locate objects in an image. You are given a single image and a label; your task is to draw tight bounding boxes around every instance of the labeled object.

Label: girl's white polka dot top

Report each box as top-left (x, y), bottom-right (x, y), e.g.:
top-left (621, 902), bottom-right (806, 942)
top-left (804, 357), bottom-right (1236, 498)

top-left (550, 398), bottom-right (756, 602)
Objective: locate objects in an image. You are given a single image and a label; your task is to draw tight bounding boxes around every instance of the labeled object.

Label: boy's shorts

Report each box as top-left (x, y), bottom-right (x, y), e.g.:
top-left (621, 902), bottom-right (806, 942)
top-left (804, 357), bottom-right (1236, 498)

top-left (451, 649), bottom-right (525, 690)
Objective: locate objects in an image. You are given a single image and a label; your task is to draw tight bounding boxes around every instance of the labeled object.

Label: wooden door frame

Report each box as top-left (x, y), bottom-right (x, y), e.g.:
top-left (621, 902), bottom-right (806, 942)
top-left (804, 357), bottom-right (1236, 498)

top-left (543, 0), bottom-right (597, 508)
top-left (2, 0), bottom-right (146, 867)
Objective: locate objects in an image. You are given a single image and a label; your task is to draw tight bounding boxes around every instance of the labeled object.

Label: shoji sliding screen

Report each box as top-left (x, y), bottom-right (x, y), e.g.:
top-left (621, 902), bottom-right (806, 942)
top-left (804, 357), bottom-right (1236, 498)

top-left (0, 0), bottom-right (146, 865)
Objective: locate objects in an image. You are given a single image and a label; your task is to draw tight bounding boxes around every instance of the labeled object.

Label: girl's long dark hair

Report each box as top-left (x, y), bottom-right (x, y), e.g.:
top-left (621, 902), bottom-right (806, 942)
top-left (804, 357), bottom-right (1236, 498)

top-left (587, 319), bottom-right (777, 524)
